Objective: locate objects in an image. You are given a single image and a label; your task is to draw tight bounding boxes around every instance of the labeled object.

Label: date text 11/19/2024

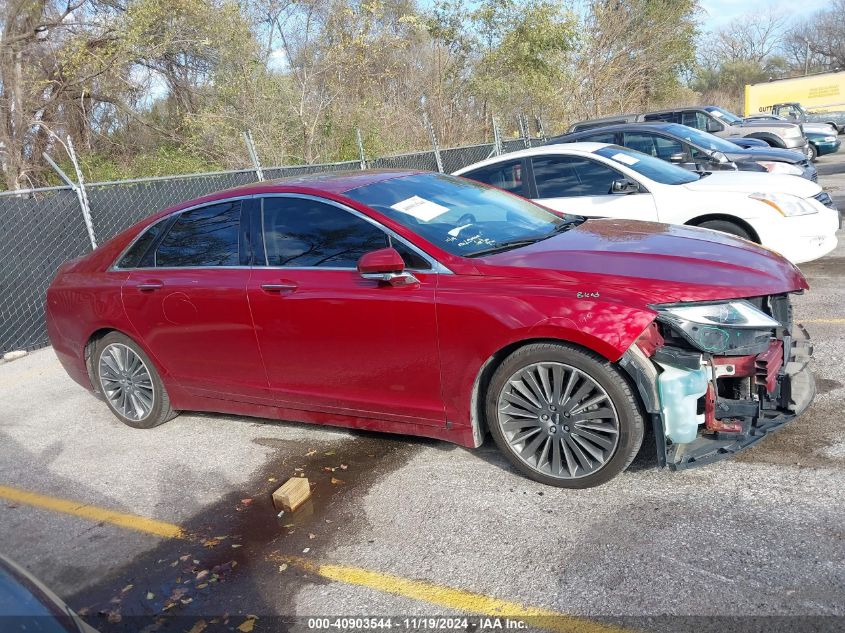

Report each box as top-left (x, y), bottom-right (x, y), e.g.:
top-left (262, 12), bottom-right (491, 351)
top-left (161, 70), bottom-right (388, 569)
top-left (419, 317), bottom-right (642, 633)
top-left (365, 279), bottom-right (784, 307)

top-left (306, 617), bottom-right (531, 630)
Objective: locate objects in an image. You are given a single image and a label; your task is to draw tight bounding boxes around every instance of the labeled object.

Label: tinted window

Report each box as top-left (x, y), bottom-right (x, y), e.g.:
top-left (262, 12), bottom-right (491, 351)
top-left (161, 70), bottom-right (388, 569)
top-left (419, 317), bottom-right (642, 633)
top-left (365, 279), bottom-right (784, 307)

top-left (262, 198), bottom-right (389, 268)
top-left (345, 173), bottom-right (580, 258)
top-left (155, 201), bottom-right (241, 267)
top-left (118, 220), bottom-right (168, 268)
top-left (462, 161), bottom-right (526, 195)
top-left (580, 132), bottom-right (617, 144)
top-left (665, 123), bottom-right (741, 152)
top-left (622, 132), bottom-right (685, 160)
top-left (680, 111), bottom-right (709, 130)
top-left (643, 112), bottom-right (677, 123)
top-left (531, 156), bottom-right (621, 197)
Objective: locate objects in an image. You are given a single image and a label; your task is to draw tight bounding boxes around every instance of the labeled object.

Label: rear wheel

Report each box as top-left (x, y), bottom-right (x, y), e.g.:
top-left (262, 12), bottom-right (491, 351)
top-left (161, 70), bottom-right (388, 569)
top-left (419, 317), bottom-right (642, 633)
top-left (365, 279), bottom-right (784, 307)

top-left (696, 219), bottom-right (753, 241)
top-left (485, 342), bottom-right (644, 488)
top-left (94, 332), bottom-right (176, 429)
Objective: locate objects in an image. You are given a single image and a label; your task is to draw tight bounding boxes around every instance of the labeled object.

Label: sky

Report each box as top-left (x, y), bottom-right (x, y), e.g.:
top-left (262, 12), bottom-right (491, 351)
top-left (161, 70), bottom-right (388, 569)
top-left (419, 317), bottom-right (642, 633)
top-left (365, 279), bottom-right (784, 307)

top-left (698, 0), bottom-right (830, 30)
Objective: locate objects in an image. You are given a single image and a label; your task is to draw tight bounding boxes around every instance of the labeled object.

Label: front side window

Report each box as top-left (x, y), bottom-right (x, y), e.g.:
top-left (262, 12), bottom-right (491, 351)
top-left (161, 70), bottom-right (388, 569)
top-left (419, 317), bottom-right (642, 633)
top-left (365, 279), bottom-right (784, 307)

top-left (666, 123), bottom-right (741, 152)
top-left (154, 201), bottom-right (241, 267)
top-left (532, 156), bottom-right (621, 198)
top-left (345, 173), bottom-right (581, 258)
top-left (462, 160), bottom-right (526, 196)
top-left (261, 197), bottom-right (431, 269)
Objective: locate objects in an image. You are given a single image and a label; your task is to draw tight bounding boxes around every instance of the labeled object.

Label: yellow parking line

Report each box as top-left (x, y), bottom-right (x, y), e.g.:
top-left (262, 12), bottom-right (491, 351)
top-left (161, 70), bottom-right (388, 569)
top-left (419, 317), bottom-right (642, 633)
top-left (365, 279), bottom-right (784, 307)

top-left (0, 485), bottom-right (185, 539)
top-left (802, 319), bottom-right (845, 324)
top-left (276, 555), bottom-right (633, 633)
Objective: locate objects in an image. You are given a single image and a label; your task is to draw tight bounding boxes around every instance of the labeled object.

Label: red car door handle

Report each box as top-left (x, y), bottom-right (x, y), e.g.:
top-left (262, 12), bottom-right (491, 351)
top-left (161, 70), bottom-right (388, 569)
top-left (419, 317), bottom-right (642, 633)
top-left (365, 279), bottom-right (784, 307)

top-left (261, 283), bottom-right (298, 293)
top-left (137, 281), bottom-right (163, 291)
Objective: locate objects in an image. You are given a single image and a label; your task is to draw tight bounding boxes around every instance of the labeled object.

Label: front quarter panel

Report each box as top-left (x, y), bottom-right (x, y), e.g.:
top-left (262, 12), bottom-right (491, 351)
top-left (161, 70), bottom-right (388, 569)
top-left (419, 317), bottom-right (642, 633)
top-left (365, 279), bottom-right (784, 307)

top-left (435, 274), bottom-right (656, 431)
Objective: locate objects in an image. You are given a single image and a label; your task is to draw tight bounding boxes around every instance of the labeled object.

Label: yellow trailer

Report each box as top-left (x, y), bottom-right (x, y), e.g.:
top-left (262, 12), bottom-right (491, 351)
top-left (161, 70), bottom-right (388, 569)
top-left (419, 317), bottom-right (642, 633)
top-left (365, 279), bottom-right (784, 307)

top-left (744, 71), bottom-right (845, 115)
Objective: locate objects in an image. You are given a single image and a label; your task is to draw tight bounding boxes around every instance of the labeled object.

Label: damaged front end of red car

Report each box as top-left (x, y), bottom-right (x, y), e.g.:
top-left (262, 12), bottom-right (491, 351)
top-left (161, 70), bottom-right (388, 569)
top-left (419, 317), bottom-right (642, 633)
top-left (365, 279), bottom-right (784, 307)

top-left (618, 293), bottom-right (815, 470)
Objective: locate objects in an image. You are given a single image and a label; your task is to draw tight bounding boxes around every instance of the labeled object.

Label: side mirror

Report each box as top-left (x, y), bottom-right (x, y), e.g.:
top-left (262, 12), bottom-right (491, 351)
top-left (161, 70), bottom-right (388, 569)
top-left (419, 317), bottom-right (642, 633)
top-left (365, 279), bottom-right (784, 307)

top-left (357, 247), bottom-right (418, 286)
top-left (710, 151), bottom-right (729, 164)
top-left (610, 178), bottom-right (639, 195)
top-left (705, 119), bottom-right (723, 133)
top-left (669, 152), bottom-right (686, 163)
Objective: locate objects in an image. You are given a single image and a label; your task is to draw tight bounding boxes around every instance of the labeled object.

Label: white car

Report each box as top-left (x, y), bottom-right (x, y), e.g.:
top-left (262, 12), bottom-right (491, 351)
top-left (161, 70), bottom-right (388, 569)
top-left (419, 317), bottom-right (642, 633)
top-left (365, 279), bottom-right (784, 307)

top-left (453, 143), bottom-right (839, 264)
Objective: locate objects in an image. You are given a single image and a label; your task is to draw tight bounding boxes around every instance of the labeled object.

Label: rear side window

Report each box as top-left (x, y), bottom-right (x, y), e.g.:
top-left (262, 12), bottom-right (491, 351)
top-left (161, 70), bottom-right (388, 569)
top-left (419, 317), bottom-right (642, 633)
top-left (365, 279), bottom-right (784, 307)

top-left (460, 160), bottom-right (526, 196)
top-left (155, 201), bottom-right (241, 267)
top-left (622, 132), bottom-right (685, 160)
top-left (643, 112), bottom-right (677, 123)
top-left (531, 156), bottom-right (620, 197)
top-left (117, 220), bottom-right (168, 268)
top-left (580, 132), bottom-right (617, 144)
top-left (262, 197), bottom-right (389, 268)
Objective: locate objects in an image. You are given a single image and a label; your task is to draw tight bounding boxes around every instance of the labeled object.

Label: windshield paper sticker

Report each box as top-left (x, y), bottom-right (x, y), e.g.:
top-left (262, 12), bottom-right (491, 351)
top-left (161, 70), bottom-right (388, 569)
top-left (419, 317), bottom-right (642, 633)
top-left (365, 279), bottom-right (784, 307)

top-left (611, 152), bottom-right (640, 165)
top-left (390, 196), bottom-right (449, 222)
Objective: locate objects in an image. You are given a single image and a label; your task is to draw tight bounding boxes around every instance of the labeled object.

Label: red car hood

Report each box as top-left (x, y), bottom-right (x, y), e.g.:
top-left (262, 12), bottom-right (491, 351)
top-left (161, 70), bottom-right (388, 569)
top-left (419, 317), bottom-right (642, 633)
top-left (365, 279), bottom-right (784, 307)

top-left (474, 219), bottom-right (808, 304)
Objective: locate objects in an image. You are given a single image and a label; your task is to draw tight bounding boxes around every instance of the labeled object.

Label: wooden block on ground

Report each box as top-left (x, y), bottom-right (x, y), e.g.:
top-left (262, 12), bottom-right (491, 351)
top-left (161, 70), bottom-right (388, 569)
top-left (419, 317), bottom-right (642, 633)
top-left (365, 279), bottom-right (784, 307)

top-left (272, 477), bottom-right (311, 512)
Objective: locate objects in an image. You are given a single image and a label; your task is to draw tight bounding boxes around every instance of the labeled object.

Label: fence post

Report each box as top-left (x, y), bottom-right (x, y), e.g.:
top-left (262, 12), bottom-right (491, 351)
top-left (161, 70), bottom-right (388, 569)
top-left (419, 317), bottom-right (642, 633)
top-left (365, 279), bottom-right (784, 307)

top-left (491, 116), bottom-right (503, 156)
top-left (44, 142), bottom-right (97, 250)
top-left (535, 116), bottom-right (548, 143)
top-left (355, 128), bottom-right (367, 170)
top-left (518, 113), bottom-right (532, 148)
top-left (422, 110), bottom-right (444, 173)
top-left (243, 130), bottom-right (264, 181)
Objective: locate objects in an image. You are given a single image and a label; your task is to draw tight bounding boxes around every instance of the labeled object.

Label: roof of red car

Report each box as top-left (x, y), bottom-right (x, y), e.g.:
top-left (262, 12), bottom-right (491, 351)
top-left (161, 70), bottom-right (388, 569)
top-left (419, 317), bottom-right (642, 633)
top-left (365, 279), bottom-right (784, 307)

top-left (222, 169), bottom-right (424, 196)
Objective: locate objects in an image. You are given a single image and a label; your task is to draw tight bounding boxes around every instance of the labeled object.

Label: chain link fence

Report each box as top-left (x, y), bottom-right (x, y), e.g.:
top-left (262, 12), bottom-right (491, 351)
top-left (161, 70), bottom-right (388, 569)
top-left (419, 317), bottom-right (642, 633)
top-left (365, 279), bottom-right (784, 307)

top-left (0, 134), bottom-right (542, 354)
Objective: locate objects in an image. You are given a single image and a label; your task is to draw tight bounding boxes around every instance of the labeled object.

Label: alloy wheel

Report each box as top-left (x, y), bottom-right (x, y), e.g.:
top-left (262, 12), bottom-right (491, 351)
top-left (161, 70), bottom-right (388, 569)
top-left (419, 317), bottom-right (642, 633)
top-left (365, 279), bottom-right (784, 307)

top-left (496, 362), bottom-right (620, 479)
top-left (98, 343), bottom-right (155, 421)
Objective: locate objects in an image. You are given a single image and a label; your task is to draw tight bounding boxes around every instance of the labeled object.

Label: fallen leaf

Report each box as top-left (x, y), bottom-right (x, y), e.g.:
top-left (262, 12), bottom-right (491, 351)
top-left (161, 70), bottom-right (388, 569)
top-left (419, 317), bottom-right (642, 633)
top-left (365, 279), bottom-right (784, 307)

top-left (305, 450), bottom-right (317, 456)
top-left (278, 564), bottom-right (288, 572)
top-left (237, 617), bottom-right (257, 632)
top-left (302, 547), bottom-right (310, 554)
top-left (339, 463), bottom-right (348, 470)
top-left (232, 544), bottom-right (242, 548)
top-left (213, 535), bottom-right (228, 540)
top-left (330, 477), bottom-right (345, 485)
top-left (146, 592), bottom-right (155, 600)
top-left (268, 477), bottom-right (277, 482)
top-left (121, 584), bottom-right (134, 593)
top-left (324, 451), bottom-right (335, 456)
top-left (283, 523), bottom-right (294, 528)
top-left (197, 583), bottom-right (208, 589)
top-left (187, 621), bottom-right (208, 633)
top-left (308, 533), bottom-right (316, 539)
top-left (77, 607), bottom-right (90, 616)
top-left (180, 597), bottom-right (193, 605)
top-left (294, 467), bottom-right (303, 472)
top-left (202, 538), bottom-right (220, 548)
top-left (179, 555), bottom-right (191, 561)
top-left (196, 570), bottom-right (209, 581)
top-left (240, 498), bottom-right (253, 506)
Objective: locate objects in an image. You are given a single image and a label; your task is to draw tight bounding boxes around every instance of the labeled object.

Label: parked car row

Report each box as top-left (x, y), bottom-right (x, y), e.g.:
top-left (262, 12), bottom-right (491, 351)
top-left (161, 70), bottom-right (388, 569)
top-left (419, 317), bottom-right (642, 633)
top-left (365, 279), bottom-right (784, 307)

top-left (47, 127), bottom-right (833, 488)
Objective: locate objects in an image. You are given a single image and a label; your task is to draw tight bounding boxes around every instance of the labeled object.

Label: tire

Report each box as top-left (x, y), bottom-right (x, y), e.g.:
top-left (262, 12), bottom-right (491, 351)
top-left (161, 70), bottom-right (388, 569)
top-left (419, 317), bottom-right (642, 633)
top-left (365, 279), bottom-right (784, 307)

top-left (93, 332), bottom-right (176, 429)
top-left (485, 342), bottom-right (644, 488)
top-left (807, 143), bottom-right (818, 162)
top-left (696, 219), bottom-right (753, 241)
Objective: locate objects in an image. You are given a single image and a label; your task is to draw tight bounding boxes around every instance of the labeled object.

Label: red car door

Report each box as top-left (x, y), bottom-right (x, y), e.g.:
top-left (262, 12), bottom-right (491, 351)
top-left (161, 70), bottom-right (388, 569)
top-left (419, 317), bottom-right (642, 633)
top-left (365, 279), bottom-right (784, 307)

top-left (247, 195), bottom-right (445, 425)
top-left (121, 199), bottom-right (272, 405)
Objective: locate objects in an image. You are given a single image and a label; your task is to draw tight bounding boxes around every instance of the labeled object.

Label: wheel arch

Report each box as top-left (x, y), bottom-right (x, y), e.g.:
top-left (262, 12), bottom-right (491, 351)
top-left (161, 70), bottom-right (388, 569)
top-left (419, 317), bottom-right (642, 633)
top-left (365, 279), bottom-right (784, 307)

top-left (743, 132), bottom-right (786, 148)
top-left (83, 327), bottom-right (168, 395)
top-left (685, 214), bottom-right (761, 243)
top-left (468, 336), bottom-right (637, 449)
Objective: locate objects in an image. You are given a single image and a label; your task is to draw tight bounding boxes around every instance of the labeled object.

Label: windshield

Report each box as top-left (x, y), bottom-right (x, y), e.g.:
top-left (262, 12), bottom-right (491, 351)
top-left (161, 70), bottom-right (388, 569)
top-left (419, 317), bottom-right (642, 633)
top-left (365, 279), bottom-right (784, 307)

top-left (666, 123), bottom-right (741, 152)
top-left (705, 106), bottom-right (743, 124)
top-left (345, 173), bottom-right (582, 257)
top-left (594, 146), bottom-right (700, 185)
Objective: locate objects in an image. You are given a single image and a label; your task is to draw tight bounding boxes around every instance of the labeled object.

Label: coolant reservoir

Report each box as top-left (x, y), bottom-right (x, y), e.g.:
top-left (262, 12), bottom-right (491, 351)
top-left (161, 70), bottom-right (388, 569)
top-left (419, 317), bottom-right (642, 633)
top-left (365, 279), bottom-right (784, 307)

top-left (656, 362), bottom-right (709, 444)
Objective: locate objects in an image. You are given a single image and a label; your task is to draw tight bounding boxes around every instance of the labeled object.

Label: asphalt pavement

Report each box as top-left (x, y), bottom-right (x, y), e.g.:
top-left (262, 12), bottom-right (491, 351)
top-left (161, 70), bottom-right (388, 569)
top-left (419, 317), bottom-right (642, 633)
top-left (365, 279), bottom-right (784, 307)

top-left (2, 152), bottom-right (845, 633)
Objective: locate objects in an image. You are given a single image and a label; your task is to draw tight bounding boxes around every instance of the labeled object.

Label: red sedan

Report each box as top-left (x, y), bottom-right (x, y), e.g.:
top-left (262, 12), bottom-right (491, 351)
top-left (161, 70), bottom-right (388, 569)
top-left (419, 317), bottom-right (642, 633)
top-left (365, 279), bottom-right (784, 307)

top-left (46, 171), bottom-right (815, 487)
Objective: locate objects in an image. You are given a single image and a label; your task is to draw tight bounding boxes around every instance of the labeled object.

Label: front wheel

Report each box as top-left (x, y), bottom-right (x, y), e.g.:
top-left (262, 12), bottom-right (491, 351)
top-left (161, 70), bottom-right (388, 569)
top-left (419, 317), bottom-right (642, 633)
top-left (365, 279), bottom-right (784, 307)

top-left (696, 219), bottom-right (753, 241)
top-left (807, 143), bottom-right (818, 162)
top-left (94, 332), bottom-right (177, 429)
top-left (485, 343), bottom-right (644, 488)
